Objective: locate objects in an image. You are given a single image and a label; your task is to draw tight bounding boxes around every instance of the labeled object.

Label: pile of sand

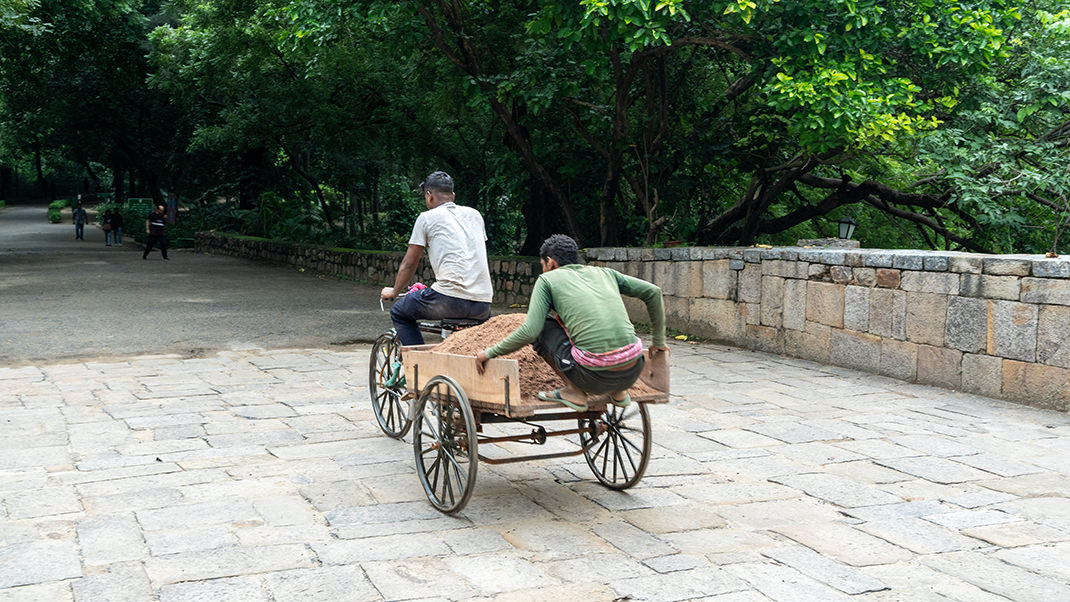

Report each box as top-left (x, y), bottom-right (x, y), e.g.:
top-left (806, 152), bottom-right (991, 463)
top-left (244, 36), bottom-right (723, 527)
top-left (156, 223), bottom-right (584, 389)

top-left (433, 313), bottom-right (563, 397)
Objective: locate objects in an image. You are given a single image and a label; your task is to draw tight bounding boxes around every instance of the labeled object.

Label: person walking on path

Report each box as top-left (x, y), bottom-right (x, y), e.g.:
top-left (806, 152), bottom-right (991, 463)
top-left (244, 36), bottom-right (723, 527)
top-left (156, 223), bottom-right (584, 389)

top-left (476, 234), bottom-right (669, 411)
top-left (101, 209), bottom-right (115, 246)
top-left (73, 200), bottom-right (88, 240)
top-left (143, 203), bottom-right (169, 260)
top-left (112, 209), bottom-right (124, 245)
top-left (379, 171), bottom-right (492, 345)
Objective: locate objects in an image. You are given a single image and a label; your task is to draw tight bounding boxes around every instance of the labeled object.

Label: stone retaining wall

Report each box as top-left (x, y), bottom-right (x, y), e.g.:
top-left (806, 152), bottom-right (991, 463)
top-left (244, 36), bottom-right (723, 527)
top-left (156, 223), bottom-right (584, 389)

top-left (196, 232), bottom-right (1070, 411)
top-left (588, 246), bottom-right (1070, 412)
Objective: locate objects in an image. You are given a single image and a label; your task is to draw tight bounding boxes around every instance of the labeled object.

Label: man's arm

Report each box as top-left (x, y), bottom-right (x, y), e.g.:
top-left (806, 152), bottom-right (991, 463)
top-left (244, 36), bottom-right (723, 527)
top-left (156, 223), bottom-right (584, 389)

top-left (381, 244), bottom-right (424, 300)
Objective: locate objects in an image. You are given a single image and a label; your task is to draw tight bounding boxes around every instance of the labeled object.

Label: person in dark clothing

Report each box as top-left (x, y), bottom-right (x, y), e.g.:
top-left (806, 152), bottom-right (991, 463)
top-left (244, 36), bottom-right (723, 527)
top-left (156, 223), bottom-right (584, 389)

top-left (102, 209), bottom-right (115, 246)
top-left (112, 210), bottom-right (124, 245)
top-left (143, 204), bottom-right (169, 260)
top-left (73, 199), bottom-right (88, 240)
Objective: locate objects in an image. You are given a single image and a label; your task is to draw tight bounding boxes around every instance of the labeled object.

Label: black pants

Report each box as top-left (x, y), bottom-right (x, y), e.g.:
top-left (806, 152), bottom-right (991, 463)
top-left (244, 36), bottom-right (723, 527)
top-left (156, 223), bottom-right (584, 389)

top-left (143, 234), bottom-right (168, 259)
top-left (532, 316), bottom-right (644, 395)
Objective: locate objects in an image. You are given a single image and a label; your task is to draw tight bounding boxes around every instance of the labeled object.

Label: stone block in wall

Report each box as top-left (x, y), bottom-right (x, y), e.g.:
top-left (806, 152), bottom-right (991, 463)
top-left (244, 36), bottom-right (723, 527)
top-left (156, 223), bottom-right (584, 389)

top-left (863, 252), bottom-right (895, 268)
top-left (730, 259), bottom-right (745, 271)
top-left (1021, 277), bottom-right (1070, 306)
top-left (819, 250), bottom-right (849, 266)
top-left (905, 292), bottom-right (947, 346)
top-left (959, 274), bottom-right (1020, 301)
top-left (892, 253), bottom-right (925, 270)
top-left (806, 281), bottom-right (844, 328)
top-left (1002, 360), bottom-right (1070, 412)
top-left (880, 339), bottom-right (918, 381)
top-left (702, 260), bottom-right (737, 299)
top-left (875, 269), bottom-right (901, 289)
top-left (760, 276), bottom-right (785, 328)
top-left (762, 259), bottom-right (797, 278)
top-left (743, 248), bottom-right (763, 263)
top-left (665, 295), bottom-right (690, 331)
top-left (830, 329), bottom-right (881, 373)
top-left (900, 271), bottom-right (960, 295)
top-left (744, 302), bottom-right (761, 325)
top-left (808, 264), bottom-right (830, 281)
top-left (983, 257), bottom-right (1032, 276)
top-left (917, 345), bottom-right (962, 389)
top-left (950, 255), bottom-right (983, 274)
top-left (671, 248), bottom-right (690, 261)
top-left (923, 255), bottom-right (950, 271)
top-left (868, 288), bottom-right (894, 338)
top-left (845, 251), bottom-right (866, 267)
top-left (699, 248), bottom-right (731, 260)
top-left (1038, 305), bottom-right (1070, 368)
top-left (654, 248), bottom-right (673, 261)
top-left (798, 249), bottom-right (824, 263)
top-left (853, 267), bottom-right (876, 287)
top-left (784, 322), bottom-right (831, 364)
top-left (783, 279), bottom-right (807, 331)
top-left (987, 300), bottom-right (1038, 362)
top-left (739, 264), bottom-right (762, 303)
top-left (844, 285), bottom-right (870, 332)
top-left (945, 296), bottom-right (987, 354)
top-left (961, 353), bottom-right (1002, 398)
top-left (623, 296), bottom-right (649, 325)
top-left (675, 261), bottom-right (704, 298)
top-left (1033, 259), bottom-right (1070, 278)
top-left (830, 266), bottom-right (852, 284)
top-left (690, 298), bottom-right (745, 342)
top-left (745, 324), bottom-right (785, 354)
top-left (626, 248), bottom-right (643, 261)
top-left (653, 262), bottom-right (676, 296)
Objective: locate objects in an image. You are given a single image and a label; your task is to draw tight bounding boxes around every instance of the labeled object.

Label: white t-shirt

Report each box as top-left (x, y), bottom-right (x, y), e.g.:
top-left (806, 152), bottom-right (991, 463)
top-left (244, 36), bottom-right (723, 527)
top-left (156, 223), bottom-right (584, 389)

top-left (408, 202), bottom-right (493, 303)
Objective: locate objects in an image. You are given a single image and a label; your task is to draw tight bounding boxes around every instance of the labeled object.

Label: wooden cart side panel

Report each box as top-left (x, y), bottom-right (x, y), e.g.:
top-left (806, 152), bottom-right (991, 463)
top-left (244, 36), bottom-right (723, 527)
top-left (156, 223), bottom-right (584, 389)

top-left (403, 350), bottom-right (521, 406)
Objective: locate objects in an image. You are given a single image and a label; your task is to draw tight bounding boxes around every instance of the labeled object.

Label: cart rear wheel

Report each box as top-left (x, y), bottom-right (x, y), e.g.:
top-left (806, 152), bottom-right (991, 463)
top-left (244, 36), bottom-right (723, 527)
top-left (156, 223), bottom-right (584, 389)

top-left (413, 375), bottom-right (478, 513)
top-left (370, 333), bottom-right (411, 439)
top-left (580, 402), bottom-right (651, 490)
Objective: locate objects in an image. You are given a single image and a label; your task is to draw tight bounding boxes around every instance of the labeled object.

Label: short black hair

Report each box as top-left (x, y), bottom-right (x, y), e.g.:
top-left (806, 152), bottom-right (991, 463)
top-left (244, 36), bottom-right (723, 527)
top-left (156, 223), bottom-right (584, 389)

top-left (539, 234), bottom-right (580, 266)
top-left (419, 171), bottom-right (454, 194)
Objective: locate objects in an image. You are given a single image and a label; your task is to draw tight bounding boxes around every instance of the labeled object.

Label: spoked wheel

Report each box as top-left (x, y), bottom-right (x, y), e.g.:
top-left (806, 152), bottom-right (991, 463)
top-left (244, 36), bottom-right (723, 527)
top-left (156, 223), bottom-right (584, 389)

top-left (580, 402), bottom-right (652, 490)
top-left (412, 375), bottom-right (478, 513)
top-left (369, 333), bottom-right (411, 439)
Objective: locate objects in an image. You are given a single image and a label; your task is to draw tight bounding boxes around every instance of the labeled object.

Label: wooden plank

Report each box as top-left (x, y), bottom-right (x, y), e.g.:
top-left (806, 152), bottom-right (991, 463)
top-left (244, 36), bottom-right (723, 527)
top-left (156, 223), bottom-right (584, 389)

top-left (403, 349), bottom-right (521, 409)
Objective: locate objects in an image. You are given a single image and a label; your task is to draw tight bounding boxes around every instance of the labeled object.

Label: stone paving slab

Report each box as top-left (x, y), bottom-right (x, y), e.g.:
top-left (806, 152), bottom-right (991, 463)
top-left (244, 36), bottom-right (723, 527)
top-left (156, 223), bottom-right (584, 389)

top-left (1, 342), bottom-right (1069, 601)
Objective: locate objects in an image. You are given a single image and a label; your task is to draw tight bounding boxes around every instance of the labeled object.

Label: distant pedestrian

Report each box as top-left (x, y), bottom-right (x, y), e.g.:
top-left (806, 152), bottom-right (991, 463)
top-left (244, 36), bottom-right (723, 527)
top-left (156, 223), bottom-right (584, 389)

top-left (102, 209), bottom-right (115, 246)
top-left (73, 198), bottom-right (88, 240)
top-left (143, 203), bottom-right (169, 260)
top-left (112, 210), bottom-right (124, 245)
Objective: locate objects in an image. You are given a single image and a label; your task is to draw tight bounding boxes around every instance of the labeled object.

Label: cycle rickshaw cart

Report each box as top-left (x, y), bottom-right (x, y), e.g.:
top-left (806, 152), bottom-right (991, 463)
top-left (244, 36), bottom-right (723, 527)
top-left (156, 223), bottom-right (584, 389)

top-left (369, 330), bottom-right (670, 513)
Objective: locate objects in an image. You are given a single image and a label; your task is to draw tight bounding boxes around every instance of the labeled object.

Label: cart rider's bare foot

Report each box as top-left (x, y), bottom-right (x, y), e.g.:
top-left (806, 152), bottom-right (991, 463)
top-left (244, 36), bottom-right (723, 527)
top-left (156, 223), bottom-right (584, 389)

top-left (537, 387), bottom-right (588, 412)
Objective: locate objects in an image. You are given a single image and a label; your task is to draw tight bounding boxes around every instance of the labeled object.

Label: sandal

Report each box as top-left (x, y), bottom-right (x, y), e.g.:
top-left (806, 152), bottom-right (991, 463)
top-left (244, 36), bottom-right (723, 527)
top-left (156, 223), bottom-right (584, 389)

top-left (537, 388), bottom-right (588, 411)
top-left (609, 393), bottom-right (631, 408)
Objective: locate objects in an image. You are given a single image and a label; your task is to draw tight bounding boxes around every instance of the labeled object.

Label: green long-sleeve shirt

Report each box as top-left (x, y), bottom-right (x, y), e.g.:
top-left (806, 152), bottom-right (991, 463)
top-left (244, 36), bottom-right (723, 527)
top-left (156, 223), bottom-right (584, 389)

top-left (485, 264), bottom-right (666, 361)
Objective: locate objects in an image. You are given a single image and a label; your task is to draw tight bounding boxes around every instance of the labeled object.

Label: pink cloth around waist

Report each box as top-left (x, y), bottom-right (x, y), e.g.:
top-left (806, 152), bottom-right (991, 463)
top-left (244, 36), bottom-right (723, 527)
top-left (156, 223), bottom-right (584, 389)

top-left (571, 338), bottom-right (644, 369)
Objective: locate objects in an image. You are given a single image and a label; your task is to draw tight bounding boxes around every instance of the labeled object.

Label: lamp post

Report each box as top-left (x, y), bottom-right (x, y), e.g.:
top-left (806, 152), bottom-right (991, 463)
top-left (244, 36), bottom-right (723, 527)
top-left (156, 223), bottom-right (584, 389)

top-left (838, 217), bottom-right (857, 240)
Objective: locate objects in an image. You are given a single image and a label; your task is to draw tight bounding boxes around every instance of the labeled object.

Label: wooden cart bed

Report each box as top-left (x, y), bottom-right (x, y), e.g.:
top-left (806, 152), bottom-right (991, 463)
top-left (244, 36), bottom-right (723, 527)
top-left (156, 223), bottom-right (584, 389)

top-left (402, 346), bottom-right (669, 418)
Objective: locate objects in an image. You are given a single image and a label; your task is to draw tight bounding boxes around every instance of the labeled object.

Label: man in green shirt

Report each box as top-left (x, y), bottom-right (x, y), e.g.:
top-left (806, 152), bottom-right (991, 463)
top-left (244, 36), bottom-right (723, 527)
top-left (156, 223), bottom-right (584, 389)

top-left (476, 234), bottom-right (668, 411)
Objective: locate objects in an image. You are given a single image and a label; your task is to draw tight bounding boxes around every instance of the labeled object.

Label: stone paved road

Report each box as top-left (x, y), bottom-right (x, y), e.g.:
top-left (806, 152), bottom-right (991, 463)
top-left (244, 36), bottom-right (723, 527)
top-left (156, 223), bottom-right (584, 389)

top-left (2, 343), bottom-right (1069, 601)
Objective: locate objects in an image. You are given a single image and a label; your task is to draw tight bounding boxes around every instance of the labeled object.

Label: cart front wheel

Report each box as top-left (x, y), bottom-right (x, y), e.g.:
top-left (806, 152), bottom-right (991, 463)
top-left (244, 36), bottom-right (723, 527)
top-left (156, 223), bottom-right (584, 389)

top-left (369, 333), bottom-right (411, 439)
top-left (580, 402), bottom-right (651, 490)
top-left (413, 375), bottom-right (478, 513)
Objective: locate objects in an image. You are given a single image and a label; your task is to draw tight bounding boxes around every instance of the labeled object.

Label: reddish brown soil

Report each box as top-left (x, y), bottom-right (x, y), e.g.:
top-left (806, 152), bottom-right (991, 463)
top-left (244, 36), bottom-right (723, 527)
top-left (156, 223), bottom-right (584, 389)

top-left (433, 314), bottom-right (563, 397)
top-left (432, 313), bottom-right (662, 401)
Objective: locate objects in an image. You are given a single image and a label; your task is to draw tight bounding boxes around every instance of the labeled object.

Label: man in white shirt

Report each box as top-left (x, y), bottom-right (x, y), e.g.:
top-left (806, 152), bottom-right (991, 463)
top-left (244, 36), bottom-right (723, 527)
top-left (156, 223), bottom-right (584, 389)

top-left (380, 171), bottom-right (493, 344)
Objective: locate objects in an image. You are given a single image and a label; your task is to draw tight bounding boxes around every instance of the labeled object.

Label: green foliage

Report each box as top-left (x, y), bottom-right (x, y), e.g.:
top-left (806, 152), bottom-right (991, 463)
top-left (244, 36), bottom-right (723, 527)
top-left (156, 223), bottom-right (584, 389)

top-left (47, 198), bottom-right (68, 223)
